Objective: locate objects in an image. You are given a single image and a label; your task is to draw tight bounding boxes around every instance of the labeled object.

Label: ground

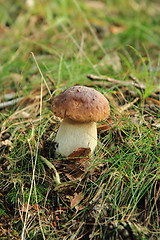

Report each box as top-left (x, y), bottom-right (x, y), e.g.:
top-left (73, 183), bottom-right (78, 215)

top-left (0, 0), bottom-right (160, 239)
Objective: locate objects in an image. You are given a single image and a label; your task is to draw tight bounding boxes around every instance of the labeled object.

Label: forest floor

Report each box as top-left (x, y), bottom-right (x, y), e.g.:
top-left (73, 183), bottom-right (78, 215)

top-left (0, 0), bottom-right (160, 239)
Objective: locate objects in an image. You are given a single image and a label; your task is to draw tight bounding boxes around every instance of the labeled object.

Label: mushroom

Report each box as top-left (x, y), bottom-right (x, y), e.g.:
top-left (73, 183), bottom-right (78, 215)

top-left (52, 86), bottom-right (110, 156)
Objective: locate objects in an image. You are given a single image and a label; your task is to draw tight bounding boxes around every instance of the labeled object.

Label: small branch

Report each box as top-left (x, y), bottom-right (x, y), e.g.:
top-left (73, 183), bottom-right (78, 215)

top-left (46, 74), bottom-right (55, 87)
top-left (119, 97), bottom-right (139, 113)
top-left (0, 97), bottom-right (23, 109)
top-left (3, 92), bottom-right (17, 100)
top-left (129, 73), bottom-right (141, 85)
top-left (87, 74), bottom-right (146, 90)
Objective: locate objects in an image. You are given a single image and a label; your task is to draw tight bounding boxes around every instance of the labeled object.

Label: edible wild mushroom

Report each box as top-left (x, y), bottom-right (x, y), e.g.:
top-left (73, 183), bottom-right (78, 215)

top-left (52, 86), bottom-right (110, 157)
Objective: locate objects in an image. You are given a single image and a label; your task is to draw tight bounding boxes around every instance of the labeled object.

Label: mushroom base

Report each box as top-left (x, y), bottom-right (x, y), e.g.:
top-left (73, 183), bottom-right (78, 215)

top-left (55, 119), bottom-right (97, 156)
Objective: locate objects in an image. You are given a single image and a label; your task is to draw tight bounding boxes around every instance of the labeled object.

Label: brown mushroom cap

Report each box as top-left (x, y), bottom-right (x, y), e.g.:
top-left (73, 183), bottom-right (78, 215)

top-left (52, 86), bottom-right (110, 122)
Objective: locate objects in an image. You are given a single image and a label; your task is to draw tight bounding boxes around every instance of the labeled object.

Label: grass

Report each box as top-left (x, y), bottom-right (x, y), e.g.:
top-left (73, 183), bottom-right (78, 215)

top-left (0, 0), bottom-right (160, 239)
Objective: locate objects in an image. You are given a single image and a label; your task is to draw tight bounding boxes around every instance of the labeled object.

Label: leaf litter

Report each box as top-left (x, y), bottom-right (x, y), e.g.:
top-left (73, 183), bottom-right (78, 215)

top-left (0, 75), bottom-right (159, 239)
top-left (1, 0), bottom-right (160, 238)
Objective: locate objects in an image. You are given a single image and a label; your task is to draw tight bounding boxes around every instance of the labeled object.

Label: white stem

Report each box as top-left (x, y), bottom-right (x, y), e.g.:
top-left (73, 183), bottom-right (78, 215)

top-left (55, 119), bottom-right (97, 156)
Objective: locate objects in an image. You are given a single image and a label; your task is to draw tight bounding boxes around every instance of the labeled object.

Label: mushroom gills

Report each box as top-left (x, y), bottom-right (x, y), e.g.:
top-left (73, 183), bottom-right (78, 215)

top-left (55, 119), bottom-right (97, 156)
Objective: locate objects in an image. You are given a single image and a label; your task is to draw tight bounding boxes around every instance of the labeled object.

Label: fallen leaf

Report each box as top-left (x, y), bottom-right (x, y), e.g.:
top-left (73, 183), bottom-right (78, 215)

top-left (19, 203), bottom-right (32, 212)
top-left (0, 139), bottom-right (13, 151)
top-left (71, 192), bottom-right (84, 209)
top-left (109, 23), bottom-right (125, 34)
top-left (12, 111), bottom-right (30, 119)
top-left (152, 120), bottom-right (160, 128)
top-left (33, 204), bottom-right (39, 211)
top-left (68, 147), bottom-right (91, 159)
top-left (146, 97), bottom-right (160, 105)
top-left (86, 1), bottom-right (106, 10)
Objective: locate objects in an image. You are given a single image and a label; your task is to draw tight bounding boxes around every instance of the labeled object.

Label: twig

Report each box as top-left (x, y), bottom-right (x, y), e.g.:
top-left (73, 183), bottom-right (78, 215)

top-left (119, 97), bottom-right (139, 113)
top-left (0, 97), bottom-right (23, 109)
top-left (87, 74), bottom-right (146, 90)
top-left (3, 92), bottom-right (17, 100)
top-left (129, 73), bottom-right (141, 85)
top-left (46, 73), bottom-right (55, 87)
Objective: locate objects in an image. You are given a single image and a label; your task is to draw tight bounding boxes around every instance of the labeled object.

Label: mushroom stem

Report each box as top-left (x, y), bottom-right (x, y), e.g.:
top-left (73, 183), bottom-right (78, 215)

top-left (55, 119), bottom-right (97, 156)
